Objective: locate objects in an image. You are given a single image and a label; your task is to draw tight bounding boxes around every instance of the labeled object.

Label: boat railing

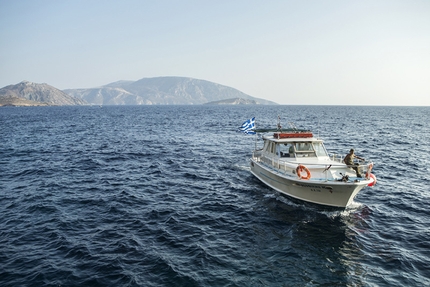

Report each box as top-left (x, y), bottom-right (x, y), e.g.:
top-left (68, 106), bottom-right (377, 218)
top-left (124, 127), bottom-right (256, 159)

top-left (253, 152), bottom-right (374, 180)
top-left (252, 149), bottom-right (263, 161)
top-left (328, 153), bottom-right (344, 163)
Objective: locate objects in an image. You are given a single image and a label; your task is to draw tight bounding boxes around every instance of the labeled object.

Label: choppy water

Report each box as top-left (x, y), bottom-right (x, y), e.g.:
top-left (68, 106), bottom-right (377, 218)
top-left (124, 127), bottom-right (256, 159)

top-left (1, 105), bottom-right (429, 286)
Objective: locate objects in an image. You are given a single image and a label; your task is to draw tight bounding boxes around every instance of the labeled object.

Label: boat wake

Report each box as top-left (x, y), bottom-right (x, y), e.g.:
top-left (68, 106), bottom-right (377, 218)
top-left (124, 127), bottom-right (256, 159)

top-left (232, 163), bottom-right (250, 171)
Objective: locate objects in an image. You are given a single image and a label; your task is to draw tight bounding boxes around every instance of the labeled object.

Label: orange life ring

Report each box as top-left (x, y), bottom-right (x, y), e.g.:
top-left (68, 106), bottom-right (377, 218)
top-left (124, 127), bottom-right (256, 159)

top-left (365, 163), bottom-right (374, 179)
top-left (296, 164), bottom-right (311, 180)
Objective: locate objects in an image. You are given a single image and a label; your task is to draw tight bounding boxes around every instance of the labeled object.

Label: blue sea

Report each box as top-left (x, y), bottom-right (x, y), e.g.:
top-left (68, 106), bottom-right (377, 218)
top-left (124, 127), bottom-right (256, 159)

top-left (1, 105), bottom-right (429, 286)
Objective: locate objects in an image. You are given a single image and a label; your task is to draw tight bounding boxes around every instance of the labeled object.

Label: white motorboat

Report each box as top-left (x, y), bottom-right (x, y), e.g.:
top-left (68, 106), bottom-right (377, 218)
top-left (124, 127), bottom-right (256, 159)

top-left (250, 128), bottom-right (376, 208)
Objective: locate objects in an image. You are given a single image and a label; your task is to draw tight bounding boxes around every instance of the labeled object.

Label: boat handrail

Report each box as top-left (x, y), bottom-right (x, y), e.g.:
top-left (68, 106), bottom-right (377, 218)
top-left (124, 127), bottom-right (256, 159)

top-left (252, 152), bottom-right (374, 179)
top-left (328, 153), bottom-right (344, 163)
top-left (253, 151), bottom-right (372, 166)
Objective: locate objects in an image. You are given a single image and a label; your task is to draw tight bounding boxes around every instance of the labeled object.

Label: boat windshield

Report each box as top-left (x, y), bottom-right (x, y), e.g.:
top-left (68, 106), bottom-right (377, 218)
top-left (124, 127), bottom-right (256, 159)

top-left (279, 143), bottom-right (295, 157)
top-left (294, 142), bottom-right (315, 157)
top-left (284, 141), bottom-right (328, 158)
top-left (263, 140), bottom-right (329, 159)
top-left (313, 142), bottom-right (329, 157)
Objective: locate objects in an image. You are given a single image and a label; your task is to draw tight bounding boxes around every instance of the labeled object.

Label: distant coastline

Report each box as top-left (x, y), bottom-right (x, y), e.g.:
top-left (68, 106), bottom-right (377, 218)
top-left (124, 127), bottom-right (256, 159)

top-left (0, 77), bottom-right (277, 106)
top-left (204, 98), bottom-right (259, 105)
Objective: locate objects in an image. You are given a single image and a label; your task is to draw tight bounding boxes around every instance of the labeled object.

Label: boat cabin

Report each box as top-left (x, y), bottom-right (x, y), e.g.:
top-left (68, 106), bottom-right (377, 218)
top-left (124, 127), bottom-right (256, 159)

top-left (261, 133), bottom-right (330, 161)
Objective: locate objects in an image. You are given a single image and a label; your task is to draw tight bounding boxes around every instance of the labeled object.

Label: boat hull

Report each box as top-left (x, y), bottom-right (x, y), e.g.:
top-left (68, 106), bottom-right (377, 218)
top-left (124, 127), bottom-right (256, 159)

top-left (250, 159), bottom-right (366, 208)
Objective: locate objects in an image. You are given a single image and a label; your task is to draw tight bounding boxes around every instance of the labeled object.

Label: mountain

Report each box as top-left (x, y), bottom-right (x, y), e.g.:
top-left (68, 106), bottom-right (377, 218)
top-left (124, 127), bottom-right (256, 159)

top-left (0, 77), bottom-right (277, 106)
top-left (0, 81), bottom-right (86, 106)
top-left (64, 77), bottom-right (277, 105)
top-left (205, 98), bottom-right (258, 105)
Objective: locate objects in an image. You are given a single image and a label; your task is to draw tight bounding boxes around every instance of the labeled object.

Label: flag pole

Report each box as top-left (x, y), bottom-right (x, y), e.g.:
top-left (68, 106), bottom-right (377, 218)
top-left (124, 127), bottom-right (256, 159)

top-left (254, 117), bottom-right (257, 151)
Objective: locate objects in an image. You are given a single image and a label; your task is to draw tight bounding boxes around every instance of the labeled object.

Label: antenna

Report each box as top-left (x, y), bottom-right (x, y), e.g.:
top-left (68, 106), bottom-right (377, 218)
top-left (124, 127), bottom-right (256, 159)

top-left (277, 115), bottom-right (282, 131)
top-left (317, 119), bottom-right (320, 139)
top-left (288, 122), bottom-right (298, 131)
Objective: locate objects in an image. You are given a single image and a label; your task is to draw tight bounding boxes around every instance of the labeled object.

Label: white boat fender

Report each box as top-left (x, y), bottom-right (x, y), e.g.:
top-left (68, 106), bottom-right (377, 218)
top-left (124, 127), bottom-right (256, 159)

top-left (365, 163), bottom-right (374, 179)
top-left (368, 174), bottom-right (377, 186)
top-left (296, 164), bottom-right (311, 180)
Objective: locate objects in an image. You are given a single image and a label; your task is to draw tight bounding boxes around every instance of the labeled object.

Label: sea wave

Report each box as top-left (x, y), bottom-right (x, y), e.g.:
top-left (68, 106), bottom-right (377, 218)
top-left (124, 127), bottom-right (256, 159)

top-left (1, 105), bottom-right (429, 286)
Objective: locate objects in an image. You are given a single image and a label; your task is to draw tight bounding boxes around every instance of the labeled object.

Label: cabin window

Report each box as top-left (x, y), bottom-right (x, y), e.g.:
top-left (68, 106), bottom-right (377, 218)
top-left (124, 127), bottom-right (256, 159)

top-left (296, 143), bottom-right (312, 151)
top-left (294, 142), bottom-right (316, 157)
top-left (279, 143), bottom-right (295, 157)
top-left (263, 141), bottom-right (276, 155)
top-left (263, 141), bottom-right (271, 153)
top-left (270, 142), bottom-right (276, 154)
top-left (313, 142), bottom-right (328, 157)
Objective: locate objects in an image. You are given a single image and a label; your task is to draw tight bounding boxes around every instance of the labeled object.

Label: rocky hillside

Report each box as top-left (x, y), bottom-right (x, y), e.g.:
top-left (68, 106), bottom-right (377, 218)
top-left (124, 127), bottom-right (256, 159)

top-left (0, 81), bottom-right (86, 106)
top-left (64, 77), bottom-right (276, 105)
top-left (0, 95), bottom-right (50, 107)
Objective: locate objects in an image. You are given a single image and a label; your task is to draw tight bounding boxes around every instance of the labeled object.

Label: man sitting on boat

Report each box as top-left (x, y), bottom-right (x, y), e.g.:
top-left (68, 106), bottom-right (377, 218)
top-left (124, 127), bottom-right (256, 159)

top-left (344, 149), bottom-right (365, 177)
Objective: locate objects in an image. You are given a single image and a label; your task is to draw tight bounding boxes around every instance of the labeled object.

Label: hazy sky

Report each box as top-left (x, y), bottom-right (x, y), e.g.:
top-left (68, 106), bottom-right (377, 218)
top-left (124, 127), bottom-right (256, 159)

top-left (1, 0), bottom-right (429, 105)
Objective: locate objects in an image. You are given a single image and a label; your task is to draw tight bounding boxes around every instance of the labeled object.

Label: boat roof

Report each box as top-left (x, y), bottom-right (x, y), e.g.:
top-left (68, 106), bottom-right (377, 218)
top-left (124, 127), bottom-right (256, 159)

top-left (261, 131), bottom-right (323, 143)
top-left (264, 136), bottom-right (322, 143)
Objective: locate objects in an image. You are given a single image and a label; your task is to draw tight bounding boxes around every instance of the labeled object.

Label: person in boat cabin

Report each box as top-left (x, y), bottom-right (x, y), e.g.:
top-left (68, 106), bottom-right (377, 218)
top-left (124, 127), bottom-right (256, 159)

top-left (343, 149), bottom-right (364, 177)
top-left (289, 144), bottom-right (295, 156)
top-left (279, 143), bottom-right (295, 157)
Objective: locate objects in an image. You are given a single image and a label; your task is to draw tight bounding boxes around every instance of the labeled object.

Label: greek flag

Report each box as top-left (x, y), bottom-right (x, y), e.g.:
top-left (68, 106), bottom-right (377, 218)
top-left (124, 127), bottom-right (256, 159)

top-left (238, 117), bottom-right (256, 134)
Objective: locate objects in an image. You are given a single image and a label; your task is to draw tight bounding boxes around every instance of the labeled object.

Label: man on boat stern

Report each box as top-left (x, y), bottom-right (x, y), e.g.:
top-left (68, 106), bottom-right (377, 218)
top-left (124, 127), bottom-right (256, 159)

top-left (344, 149), bottom-right (364, 177)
